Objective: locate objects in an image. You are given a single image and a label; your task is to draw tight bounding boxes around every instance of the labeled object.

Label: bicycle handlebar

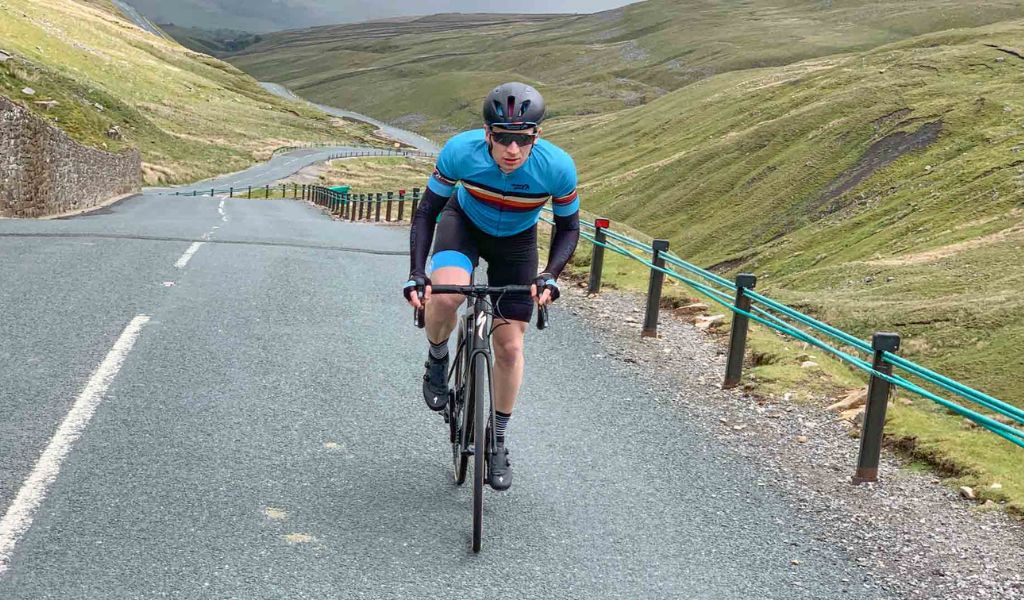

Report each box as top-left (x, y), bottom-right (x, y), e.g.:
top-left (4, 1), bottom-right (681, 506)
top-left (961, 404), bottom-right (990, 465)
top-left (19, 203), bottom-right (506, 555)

top-left (413, 285), bottom-right (549, 330)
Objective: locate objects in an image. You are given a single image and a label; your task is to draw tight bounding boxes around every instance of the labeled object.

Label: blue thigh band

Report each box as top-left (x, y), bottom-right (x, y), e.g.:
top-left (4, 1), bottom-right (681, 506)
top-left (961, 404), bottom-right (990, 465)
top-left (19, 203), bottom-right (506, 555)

top-left (428, 250), bottom-right (473, 274)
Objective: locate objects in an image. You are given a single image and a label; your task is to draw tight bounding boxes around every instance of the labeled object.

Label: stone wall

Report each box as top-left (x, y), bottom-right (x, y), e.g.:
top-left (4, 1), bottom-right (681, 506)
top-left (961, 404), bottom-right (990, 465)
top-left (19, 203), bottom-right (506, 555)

top-left (0, 95), bottom-right (141, 218)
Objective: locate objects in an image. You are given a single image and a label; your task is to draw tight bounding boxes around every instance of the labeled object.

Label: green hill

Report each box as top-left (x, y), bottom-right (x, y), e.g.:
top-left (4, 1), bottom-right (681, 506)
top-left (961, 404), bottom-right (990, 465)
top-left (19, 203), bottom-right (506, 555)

top-left (552, 21), bottom-right (1024, 402)
top-left (0, 0), bottom-right (373, 184)
top-left (228, 0), bottom-right (1023, 137)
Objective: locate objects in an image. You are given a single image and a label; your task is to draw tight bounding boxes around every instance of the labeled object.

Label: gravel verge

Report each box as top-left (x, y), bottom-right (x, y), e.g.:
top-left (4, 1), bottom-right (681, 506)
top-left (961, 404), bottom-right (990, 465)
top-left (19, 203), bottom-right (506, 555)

top-left (561, 282), bottom-right (1024, 600)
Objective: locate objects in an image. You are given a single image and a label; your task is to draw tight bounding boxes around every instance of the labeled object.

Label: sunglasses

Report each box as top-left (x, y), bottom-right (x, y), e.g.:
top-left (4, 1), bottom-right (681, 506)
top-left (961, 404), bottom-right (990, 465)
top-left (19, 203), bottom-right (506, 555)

top-left (490, 130), bottom-right (537, 147)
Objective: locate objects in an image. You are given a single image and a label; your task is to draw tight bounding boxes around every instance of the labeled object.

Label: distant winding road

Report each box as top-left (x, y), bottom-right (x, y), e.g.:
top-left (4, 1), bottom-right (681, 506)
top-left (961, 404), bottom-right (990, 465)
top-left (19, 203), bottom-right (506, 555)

top-left (260, 82), bottom-right (441, 154)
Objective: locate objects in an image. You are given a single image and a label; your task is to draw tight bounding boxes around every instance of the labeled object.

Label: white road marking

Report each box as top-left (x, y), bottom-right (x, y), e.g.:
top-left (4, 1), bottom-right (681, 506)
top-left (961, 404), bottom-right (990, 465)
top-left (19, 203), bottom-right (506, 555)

top-left (174, 242), bottom-right (204, 269)
top-left (0, 315), bottom-right (150, 576)
top-left (218, 200), bottom-right (228, 222)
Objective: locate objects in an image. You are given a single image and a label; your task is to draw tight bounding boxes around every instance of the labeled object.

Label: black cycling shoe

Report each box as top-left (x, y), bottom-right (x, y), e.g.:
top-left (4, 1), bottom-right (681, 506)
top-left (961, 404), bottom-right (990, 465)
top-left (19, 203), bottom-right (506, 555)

top-left (488, 443), bottom-right (512, 491)
top-left (422, 353), bottom-right (449, 411)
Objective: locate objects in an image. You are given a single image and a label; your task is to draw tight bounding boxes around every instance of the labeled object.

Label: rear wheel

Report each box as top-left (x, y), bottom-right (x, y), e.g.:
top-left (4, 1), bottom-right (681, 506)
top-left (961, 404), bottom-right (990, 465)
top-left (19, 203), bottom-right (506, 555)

top-left (471, 350), bottom-right (488, 553)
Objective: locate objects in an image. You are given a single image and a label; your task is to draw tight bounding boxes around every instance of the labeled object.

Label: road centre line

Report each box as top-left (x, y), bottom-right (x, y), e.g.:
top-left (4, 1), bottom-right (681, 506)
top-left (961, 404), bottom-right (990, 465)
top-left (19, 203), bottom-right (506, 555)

top-left (174, 242), bottom-right (204, 269)
top-left (0, 315), bottom-right (150, 576)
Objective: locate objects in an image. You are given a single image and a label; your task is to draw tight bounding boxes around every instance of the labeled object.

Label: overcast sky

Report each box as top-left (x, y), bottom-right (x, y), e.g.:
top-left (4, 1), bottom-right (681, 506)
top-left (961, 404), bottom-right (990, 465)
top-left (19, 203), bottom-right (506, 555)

top-left (127, 0), bottom-right (642, 31)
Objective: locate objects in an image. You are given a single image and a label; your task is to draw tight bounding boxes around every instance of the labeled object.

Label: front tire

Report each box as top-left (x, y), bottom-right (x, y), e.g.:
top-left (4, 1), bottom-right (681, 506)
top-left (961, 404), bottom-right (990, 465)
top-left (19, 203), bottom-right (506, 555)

top-left (471, 351), bottom-right (487, 553)
top-left (453, 317), bottom-right (471, 485)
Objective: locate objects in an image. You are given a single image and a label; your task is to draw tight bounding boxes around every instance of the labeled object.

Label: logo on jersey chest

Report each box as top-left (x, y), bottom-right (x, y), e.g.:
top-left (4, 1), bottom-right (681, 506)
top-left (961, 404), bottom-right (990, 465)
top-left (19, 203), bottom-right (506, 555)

top-left (511, 183), bottom-right (531, 191)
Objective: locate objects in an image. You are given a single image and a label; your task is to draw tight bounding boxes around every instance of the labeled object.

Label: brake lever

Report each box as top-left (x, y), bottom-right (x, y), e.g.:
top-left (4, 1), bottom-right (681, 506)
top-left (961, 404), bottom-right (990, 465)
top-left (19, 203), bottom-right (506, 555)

top-left (536, 304), bottom-right (549, 330)
top-left (414, 290), bottom-right (426, 328)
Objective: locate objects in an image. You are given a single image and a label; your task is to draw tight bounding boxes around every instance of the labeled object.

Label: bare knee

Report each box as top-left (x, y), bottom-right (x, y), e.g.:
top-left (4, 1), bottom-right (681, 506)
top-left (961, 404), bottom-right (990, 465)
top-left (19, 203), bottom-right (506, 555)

top-left (427, 293), bottom-right (464, 318)
top-left (493, 335), bottom-right (524, 367)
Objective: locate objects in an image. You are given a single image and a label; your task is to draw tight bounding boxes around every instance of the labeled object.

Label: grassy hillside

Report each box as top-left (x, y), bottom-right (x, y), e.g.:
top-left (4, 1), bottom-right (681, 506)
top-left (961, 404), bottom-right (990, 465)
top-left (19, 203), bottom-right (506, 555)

top-left (551, 21), bottom-right (1024, 403)
top-left (0, 0), bottom-right (374, 184)
top-left (542, 20), bottom-right (1024, 509)
top-left (159, 25), bottom-right (263, 57)
top-left (228, 1), bottom-right (1023, 137)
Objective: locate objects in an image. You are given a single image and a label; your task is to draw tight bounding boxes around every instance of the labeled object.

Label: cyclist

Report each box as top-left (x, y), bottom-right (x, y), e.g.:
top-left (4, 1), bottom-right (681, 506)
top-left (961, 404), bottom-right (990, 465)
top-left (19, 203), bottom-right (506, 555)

top-left (403, 82), bottom-right (580, 491)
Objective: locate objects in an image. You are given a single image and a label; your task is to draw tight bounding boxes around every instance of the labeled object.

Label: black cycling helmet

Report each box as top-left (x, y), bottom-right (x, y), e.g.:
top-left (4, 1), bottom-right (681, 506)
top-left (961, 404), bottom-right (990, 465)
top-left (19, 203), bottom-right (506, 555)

top-left (483, 82), bottom-right (545, 130)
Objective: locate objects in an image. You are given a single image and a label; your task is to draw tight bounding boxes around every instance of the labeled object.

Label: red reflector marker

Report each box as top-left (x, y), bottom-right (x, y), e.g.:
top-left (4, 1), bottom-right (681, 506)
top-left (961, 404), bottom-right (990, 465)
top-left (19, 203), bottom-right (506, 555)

top-left (595, 218), bottom-right (610, 229)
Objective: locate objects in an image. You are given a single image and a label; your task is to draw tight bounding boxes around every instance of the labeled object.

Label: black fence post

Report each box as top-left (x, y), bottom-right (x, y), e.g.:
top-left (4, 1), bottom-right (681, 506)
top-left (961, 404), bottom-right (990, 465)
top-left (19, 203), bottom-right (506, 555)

top-left (588, 218), bottom-right (610, 294)
top-left (412, 187), bottom-right (420, 216)
top-left (281, 184), bottom-right (286, 198)
top-left (386, 191), bottom-right (394, 221)
top-left (247, 186), bottom-right (252, 199)
top-left (398, 190), bottom-right (406, 221)
top-left (210, 188), bottom-right (214, 197)
top-left (853, 332), bottom-right (902, 484)
top-left (641, 240), bottom-right (670, 338)
top-left (293, 184), bottom-right (298, 199)
top-left (723, 273), bottom-right (758, 389)
top-left (358, 194), bottom-right (366, 220)
top-left (265, 185), bottom-right (270, 199)
top-left (229, 187), bottom-right (234, 198)
top-left (375, 193), bottom-right (383, 222)
top-left (192, 190), bottom-right (197, 197)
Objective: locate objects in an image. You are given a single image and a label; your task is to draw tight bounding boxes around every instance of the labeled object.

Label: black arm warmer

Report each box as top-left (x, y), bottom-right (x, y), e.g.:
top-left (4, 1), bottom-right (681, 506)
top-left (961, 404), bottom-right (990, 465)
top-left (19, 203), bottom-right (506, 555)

top-left (543, 212), bottom-right (580, 279)
top-left (409, 188), bottom-right (451, 277)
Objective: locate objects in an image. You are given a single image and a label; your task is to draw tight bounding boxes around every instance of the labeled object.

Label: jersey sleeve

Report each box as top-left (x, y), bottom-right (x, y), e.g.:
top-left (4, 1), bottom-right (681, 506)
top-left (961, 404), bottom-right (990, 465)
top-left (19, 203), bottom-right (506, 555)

top-left (426, 139), bottom-right (460, 197)
top-left (550, 155), bottom-right (579, 217)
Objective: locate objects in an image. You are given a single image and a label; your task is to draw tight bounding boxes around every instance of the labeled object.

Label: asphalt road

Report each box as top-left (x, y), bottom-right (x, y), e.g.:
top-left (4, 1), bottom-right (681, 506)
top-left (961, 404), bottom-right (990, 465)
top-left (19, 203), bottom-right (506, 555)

top-left (0, 166), bottom-right (886, 598)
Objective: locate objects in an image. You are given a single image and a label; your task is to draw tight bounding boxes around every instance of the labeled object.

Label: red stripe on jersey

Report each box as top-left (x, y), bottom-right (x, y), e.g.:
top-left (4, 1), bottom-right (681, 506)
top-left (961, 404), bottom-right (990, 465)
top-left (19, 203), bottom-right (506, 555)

top-left (552, 190), bottom-right (578, 205)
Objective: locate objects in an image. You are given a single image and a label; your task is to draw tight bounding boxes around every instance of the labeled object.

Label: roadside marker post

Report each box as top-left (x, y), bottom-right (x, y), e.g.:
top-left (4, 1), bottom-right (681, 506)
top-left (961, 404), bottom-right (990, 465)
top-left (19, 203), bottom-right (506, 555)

top-left (853, 333), bottom-right (901, 484)
top-left (588, 218), bottom-right (610, 294)
top-left (642, 240), bottom-right (670, 338)
top-left (723, 273), bottom-right (758, 389)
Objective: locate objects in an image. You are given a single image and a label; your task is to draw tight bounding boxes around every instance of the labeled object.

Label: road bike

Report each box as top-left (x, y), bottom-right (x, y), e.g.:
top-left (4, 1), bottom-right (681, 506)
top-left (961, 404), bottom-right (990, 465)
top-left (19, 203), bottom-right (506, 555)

top-left (416, 283), bottom-right (548, 552)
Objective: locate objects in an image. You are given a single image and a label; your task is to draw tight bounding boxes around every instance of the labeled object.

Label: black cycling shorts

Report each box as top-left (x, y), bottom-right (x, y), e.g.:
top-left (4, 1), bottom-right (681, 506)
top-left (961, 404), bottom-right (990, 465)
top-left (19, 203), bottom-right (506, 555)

top-left (429, 200), bottom-right (537, 323)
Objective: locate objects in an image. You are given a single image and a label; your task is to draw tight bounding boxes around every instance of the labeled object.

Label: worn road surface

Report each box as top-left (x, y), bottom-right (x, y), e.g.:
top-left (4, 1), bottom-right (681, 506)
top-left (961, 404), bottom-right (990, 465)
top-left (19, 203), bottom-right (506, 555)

top-left (0, 159), bottom-right (887, 598)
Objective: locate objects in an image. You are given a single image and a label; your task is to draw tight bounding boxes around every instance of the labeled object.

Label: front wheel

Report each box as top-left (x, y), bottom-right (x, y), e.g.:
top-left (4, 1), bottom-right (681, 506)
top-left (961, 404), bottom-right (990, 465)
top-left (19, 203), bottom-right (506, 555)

top-left (452, 317), bottom-right (471, 485)
top-left (471, 351), bottom-right (488, 553)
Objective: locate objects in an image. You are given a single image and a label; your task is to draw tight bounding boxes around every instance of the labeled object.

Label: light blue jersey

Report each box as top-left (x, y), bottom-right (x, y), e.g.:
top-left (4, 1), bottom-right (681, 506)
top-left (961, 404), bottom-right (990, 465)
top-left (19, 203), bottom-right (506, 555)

top-left (426, 129), bottom-right (579, 237)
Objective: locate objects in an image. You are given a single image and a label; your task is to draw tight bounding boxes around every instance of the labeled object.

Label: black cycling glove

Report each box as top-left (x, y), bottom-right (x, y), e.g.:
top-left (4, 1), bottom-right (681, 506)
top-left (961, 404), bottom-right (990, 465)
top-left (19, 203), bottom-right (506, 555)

top-left (403, 274), bottom-right (431, 302)
top-left (533, 272), bottom-right (560, 302)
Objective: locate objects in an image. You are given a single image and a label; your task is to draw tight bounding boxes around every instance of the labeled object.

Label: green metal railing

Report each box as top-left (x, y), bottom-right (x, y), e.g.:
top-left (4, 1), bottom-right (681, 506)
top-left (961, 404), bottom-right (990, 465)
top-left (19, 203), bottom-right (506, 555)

top-left (540, 209), bottom-right (1023, 482)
